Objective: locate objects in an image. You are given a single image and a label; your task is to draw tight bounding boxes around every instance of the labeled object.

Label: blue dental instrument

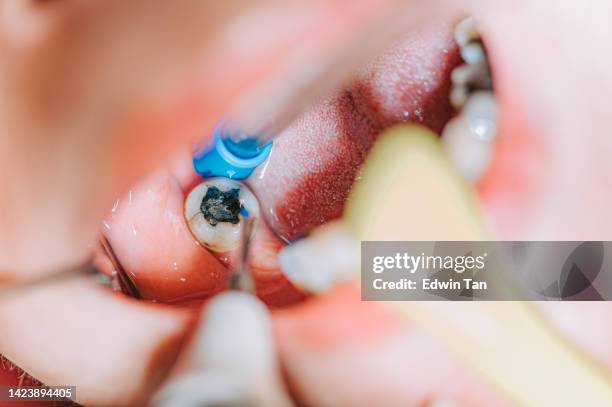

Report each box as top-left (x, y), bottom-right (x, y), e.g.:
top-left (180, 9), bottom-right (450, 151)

top-left (193, 123), bottom-right (273, 180)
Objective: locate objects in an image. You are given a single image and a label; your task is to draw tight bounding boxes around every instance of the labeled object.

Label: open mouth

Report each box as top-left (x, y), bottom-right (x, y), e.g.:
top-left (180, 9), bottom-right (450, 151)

top-left (6, 2), bottom-right (612, 405)
top-left (93, 16), bottom-right (537, 308)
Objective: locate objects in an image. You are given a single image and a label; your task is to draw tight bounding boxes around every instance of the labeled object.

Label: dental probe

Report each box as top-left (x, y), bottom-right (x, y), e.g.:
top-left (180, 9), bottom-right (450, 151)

top-left (0, 236), bottom-right (143, 299)
top-left (99, 236), bottom-right (142, 298)
top-left (0, 262), bottom-right (110, 300)
top-left (229, 214), bottom-right (256, 293)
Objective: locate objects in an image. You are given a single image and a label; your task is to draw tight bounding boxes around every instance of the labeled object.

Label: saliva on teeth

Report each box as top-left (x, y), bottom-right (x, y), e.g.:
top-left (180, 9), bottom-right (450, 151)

top-left (184, 177), bottom-right (260, 254)
top-left (443, 17), bottom-right (498, 182)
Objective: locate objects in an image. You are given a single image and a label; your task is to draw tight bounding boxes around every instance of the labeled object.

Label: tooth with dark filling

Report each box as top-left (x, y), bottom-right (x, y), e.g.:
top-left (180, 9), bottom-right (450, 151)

top-left (200, 186), bottom-right (241, 226)
top-left (185, 178), bottom-right (259, 253)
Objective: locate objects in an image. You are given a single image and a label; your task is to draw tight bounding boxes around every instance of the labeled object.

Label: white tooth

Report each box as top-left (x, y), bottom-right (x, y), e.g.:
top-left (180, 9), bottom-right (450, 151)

top-left (451, 63), bottom-right (488, 89)
top-left (279, 221), bottom-right (358, 294)
top-left (454, 16), bottom-right (479, 48)
top-left (450, 86), bottom-right (469, 110)
top-left (464, 91), bottom-right (499, 141)
top-left (443, 116), bottom-right (493, 181)
top-left (184, 178), bottom-right (259, 253)
top-left (460, 42), bottom-right (485, 65)
top-left (442, 91), bottom-right (498, 181)
top-left (450, 64), bottom-right (471, 86)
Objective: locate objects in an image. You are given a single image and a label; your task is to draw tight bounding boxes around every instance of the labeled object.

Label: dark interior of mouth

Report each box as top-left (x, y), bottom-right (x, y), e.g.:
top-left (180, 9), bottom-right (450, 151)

top-left (99, 21), bottom-right (479, 306)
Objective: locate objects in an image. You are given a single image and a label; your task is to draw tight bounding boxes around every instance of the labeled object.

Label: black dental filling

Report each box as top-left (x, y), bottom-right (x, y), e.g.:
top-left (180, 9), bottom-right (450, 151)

top-left (200, 186), bottom-right (241, 226)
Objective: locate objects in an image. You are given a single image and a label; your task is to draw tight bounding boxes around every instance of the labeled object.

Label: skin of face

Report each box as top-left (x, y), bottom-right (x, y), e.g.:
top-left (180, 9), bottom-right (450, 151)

top-left (1, 0), bottom-right (612, 405)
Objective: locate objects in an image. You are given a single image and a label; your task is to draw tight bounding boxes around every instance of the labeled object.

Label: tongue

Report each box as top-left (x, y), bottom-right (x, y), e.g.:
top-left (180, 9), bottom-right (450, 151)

top-left (247, 22), bottom-right (460, 242)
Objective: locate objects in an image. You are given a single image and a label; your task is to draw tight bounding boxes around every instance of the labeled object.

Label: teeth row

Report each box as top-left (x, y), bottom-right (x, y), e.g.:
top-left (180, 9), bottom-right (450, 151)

top-left (442, 18), bottom-right (498, 182)
top-left (184, 177), bottom-right (260, 253)
top-left (450, 17), bottom-right (493, 110)
top-left (454, 16), bottom-right (480, 48)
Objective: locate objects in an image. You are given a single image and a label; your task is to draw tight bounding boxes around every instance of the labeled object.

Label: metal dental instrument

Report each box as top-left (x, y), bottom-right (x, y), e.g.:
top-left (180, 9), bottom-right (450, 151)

top-left (0, 236), bottom-right (141, 300)
top-left (229, 214), bottom-right (256, 293)
top-left (0, 262), bottom-right (110, 300)
top-left (99, 236), bottom-right (142, 299)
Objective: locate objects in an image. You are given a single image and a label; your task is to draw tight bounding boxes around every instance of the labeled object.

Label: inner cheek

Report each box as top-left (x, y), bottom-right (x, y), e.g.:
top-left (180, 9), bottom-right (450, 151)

top-left (101, 170), bottom-right (230, 304)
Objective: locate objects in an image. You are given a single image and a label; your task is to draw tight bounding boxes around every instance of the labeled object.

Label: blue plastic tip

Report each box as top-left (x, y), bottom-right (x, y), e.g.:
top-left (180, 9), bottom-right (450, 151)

top-left (193, 125), bottom-right (272, 180)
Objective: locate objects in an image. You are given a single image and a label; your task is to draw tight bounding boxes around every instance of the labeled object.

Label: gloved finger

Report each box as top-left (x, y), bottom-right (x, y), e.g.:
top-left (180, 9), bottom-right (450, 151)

top-left (152, 291), bottom-right (292, 407)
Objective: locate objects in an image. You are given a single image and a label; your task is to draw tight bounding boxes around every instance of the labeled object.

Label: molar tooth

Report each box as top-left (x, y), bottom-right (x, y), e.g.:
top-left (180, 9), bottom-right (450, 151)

top-left (184, 178), bottom-right (259, 253)
top-left (450, 63), bottom-right (490, 110)
top-left (464, 91), bottom-right (499, 141)
top-left (460, 42), bottom-right (486, 65)
top-left (442, 91), bottom-right (498, 181)
top-left (279, 221), bottom-right (358, 294)
top-left (454, 16), bottom-right (479, 47)
top-left (451, 63), bottom-right (489, 89)
top-left (450, 86), bottom-right (469, 111)
top-left (443, 117), bottom-right (493, 181)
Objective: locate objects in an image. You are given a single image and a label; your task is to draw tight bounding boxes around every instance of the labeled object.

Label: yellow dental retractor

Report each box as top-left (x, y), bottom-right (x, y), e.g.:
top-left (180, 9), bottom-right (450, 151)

top-left (344, 124), bottom-right (612, 406)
